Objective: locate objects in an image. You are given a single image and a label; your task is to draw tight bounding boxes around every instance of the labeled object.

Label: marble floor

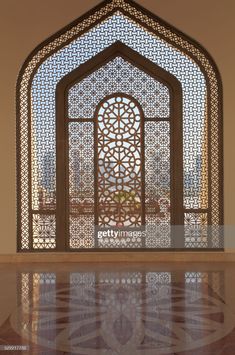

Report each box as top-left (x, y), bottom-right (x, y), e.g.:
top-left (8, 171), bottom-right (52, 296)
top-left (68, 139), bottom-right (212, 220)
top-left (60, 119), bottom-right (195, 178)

top-left (0, 262), bottom-right (235, 354)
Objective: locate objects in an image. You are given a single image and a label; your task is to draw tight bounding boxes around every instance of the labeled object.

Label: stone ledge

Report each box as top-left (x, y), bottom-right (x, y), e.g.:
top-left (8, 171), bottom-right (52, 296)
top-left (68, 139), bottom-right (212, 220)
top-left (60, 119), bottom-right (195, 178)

top-left (0, 251), bottom-right (235, 262)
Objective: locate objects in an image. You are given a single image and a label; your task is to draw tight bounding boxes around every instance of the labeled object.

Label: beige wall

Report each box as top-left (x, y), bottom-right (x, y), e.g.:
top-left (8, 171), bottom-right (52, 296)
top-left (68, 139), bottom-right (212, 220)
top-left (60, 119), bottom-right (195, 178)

top-left (0, 0), bottom-right (234, 253)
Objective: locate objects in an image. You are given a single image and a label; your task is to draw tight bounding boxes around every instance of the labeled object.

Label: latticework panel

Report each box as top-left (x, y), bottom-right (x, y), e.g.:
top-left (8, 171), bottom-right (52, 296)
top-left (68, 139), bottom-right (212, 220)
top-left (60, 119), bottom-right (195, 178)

top-left (69, 215), bottom-right (95, 248)
top-left (184, 213), bottom-right (208, 248)
top-left (31, 108), bottom-right (56, 211)
top-left (69, 122), bottom-right (94, 213)
top-left (17, 0), bottom-right (222, 250)
top-left (68, 74), bottom-right (171, 248)
top-left (184, 100), bottom-right (208, 210)
top-left (68, 56), bottom-right (169, 119)
top-left (68, 122), bottom-right (95, 248)
top-left (145, 122), bottom-right (170, 205)
top-left (32, 214), bottom-right (56, 249)
top-left (145, 121), bottom-right (171, 248)
top-left (145, 221), bottom-right (171, 248)
top-left (97, 96), bottom-right (143, 228)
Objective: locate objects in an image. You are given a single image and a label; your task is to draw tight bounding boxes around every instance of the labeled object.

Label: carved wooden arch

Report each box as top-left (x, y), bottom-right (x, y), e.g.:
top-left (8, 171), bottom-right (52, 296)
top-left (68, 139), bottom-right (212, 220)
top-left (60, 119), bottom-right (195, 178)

top-left (56, 42), bottom-right (183, 250)
top-left (16, 0), bottom-right (223, 251)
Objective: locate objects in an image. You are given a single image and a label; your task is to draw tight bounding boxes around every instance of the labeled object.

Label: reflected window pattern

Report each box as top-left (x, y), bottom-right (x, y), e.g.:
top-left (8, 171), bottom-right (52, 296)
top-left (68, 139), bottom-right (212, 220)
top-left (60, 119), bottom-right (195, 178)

top-left (20, 273), bottom-right (30, 336)
top-left (99, 271), bottom-right (143, 285)
top-left (19, 273), bottom-right (56, 347)
top-left (14, 269), bottom-right (231, 354)
top-left (185, 271), bottom-right (209, 284)
top-left (185, 271), bottom-right (224, 298)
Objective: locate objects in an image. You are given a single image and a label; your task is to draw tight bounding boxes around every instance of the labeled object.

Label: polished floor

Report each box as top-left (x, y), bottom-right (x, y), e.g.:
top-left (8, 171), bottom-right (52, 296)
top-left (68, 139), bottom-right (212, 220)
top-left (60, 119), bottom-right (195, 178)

top-left (0, 263), bottom-right (235, 354)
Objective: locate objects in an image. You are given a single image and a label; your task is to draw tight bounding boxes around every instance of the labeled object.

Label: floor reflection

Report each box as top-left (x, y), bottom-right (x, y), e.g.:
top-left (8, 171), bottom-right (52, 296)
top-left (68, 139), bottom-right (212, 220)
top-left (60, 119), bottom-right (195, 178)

top-left (0, 267), bottom-right (234, 354)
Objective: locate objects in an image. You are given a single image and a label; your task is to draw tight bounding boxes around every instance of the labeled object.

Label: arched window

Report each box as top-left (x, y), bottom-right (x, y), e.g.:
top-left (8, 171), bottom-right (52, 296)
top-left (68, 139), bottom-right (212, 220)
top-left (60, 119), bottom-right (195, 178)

top-left (17, 0), bottom-right (223, 251)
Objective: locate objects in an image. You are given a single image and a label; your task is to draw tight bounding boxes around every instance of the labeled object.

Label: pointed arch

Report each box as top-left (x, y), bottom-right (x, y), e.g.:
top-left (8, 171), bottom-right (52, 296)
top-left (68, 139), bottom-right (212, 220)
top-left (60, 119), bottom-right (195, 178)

top-left (16, 0), bottom-right (223, 251)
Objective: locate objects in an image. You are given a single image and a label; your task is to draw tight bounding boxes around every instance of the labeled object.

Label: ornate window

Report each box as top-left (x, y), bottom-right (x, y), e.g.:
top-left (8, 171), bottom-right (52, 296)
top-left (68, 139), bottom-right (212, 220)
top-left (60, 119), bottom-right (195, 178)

top-left (17, 0), bottom-right (223, 251)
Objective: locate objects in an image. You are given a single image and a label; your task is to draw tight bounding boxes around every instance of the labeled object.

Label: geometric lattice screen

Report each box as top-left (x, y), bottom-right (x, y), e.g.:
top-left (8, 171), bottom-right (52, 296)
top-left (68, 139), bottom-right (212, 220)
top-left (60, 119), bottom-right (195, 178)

top-left (16, 0), bottom-right (223, 251)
